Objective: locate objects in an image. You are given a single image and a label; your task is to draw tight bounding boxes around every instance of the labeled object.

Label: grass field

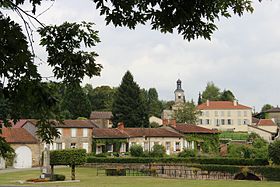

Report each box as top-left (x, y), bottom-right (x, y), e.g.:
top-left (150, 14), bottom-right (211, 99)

top-left (0, 167), bottom-right (279, 187)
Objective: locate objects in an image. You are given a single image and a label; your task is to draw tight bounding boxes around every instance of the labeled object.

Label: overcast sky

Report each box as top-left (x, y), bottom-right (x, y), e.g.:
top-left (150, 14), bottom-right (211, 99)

top-left (3, 0), bottom-right (280, 112)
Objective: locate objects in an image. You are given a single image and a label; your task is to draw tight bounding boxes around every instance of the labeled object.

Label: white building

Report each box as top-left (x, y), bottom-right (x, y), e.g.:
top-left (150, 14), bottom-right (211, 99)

top-left (197, 100), bottom-right (252, 132)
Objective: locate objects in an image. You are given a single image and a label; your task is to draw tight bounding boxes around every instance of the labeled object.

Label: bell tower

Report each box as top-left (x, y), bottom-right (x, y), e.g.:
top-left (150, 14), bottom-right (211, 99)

top-left (174, 79), bottom-right (185, 104)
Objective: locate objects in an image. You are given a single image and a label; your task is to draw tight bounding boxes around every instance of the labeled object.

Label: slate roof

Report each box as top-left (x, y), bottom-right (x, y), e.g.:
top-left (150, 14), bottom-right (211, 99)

top-left (171, 124), bottom-right (219, 134)
top-left (257, 119), bottom-right (277, 126)
top-left (1, 128), bottom-right (38, 144)
top-left (197, 101), bottom-right (251, 110)
top-left (90, 111), bottom-right (112, 119)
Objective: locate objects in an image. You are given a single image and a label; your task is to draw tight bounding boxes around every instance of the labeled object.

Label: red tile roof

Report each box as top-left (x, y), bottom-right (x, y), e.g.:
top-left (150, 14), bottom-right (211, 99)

top-left (172, 124), bottom-right (219, 134)
top-left (90, 111), bottom-right (112, 119)
top-left (197, 101), bottom-right (251, 110)
top-left (55, 120), bottom-right (98, 128)
top-left (257, 119), bottom-right (277, 126)
top-left (265, 107), bottom-right (280, 113)
top-left (1, 128), bottom-right (38, 144)
top-left (93, 128), bottom-right (183, 138)
top-left (93, 128), bottom-right (128, 138)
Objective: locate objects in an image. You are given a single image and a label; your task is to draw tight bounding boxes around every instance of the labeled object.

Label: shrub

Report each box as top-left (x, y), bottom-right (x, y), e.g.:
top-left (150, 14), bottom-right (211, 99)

top-left (52, 174), bottom-right (65, 181)
top-left (178, 148), bottom-right (196, 157)
top-left (150, 144), bottom-right (165, 157)
top-left (130, 144), bottom-right (143, 157)
top-left (268, 140), bottom-right (280, 165)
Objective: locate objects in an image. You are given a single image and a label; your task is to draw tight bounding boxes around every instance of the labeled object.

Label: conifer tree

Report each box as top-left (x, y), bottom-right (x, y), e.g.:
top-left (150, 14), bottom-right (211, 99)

top-left (112, 71), bottom-right (149, 128)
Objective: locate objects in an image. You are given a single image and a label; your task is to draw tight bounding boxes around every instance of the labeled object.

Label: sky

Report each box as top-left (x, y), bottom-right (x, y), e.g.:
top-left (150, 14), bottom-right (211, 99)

top-left (3, 0), bottom-right (280, 112)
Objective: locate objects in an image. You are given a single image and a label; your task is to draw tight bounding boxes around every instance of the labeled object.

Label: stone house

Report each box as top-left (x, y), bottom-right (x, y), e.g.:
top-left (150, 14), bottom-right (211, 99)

top-left (197, 100), bottom-right (252, 132)
top-left (93, 123), bottom-right (184, 155)
top-left (166, 123), bottom-right (219, 153)
top-left (1, 127), bottom-right (41, 168)
top-left (248, 119), bottom-right (279, 142)
top-left (90, 111), bottom-right (113, 128)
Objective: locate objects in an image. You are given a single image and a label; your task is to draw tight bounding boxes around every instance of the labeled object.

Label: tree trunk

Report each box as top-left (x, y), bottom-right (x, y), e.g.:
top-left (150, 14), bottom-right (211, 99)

top-left (71, 165), bottom-right (75, 180)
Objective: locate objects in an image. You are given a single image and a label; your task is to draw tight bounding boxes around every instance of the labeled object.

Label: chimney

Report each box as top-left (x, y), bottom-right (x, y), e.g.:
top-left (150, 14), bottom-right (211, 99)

top-left (233, 100), bottom-right (237, 106)
top-left (117, 122), bottom-right (125, 130)
top-left (170, 119), bottom-right (176, 127)
top-left (206, 100), bottom-right (210, 106)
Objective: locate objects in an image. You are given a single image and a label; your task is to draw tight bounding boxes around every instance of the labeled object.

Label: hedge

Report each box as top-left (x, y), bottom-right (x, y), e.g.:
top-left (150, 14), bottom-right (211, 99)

top-left (50, 149), bottom-right (86, 165)
top-left (86, 157), bottom-right (268, 166)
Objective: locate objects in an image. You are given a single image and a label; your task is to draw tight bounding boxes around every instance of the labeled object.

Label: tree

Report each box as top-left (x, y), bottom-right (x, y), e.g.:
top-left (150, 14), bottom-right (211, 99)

top-left (261, 104), bottom-right (273, 112)
top-left (129, 144), bottom-right (144, 157)
top-left (201, 82), bottom-right (221, 102)
top-left (174, 101), bottom-right (200, 124)
top-left (84, 84), bottom-right (115, 111)
top-left (145, 88), bottom-right (162, 118)
top-left (112, 71), bottom-right (149, 128)
top-left (61, 83), bottom-right (92, 119)
top-left (220, 90), bottom-right (235, 102)
top-left (268, 140), bottom-right (280, 165)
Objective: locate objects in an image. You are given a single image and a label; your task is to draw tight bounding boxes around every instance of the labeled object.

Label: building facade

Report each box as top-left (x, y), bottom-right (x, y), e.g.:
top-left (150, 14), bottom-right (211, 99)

top-left (197, 100), bottom-right (252, 132)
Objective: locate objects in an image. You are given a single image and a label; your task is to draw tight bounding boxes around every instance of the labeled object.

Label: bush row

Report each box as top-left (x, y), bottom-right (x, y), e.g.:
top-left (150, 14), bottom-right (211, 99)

top-left (86, 157), bottom-right (268, 166)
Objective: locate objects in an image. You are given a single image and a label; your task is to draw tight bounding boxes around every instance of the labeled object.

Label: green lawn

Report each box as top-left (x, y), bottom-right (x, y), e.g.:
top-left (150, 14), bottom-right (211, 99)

top-left (0, 167), bottom-right (279, 187)
top-left (219, 132), bottom-right (249, 140)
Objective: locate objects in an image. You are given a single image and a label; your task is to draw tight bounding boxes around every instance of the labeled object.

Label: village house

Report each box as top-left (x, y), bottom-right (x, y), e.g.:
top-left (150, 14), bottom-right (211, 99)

top-left (1, 127), bottom-right (41, 168)
top-left (248, 119), bottom-right (279, 142)
top-left (93, 122), bottom-right (184, 155)
top-left (166, 123), bottom-right (219, 152)
top-left (197, 100), bottom-right (252, 132)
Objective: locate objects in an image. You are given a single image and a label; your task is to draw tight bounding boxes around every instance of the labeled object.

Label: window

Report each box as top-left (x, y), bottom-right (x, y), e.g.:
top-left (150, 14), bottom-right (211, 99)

top-left (205, 111), bottom-right (209, 117)
top-left (56, 143), bottom-right (62, 150)
top-left (215, 119), bottom-right (220, 126)
top-left (175, 142), bottom-right (180, 151)
top-left (237, 111), bottom-right (241, 117)
top-left (71, 128), bottom-right (77, 137)
top-left (83, 128), bottom-right (88, 137)
top-left (199, 119), bottom-right (203, 125)
top-left (144, 142), bottom-right (149, 151)
top-left (206, 119), bottom-right (210, 125)
top-left (243, 119), bottom-right (248, 125)
top-left (70, 143), bottom-right (76, 149)
top-left (215, 111), bottom-right (218, 117)
top-left (165, 142), bottom-right (171, 150)
top-left (107, 144), bottom-right (113, 152)
top-left (221, 119), bottom-right (225, 125)
top-left (57, 128), bottom-right (63, 136)
top-left (227, 119), bottom-right (232, 125)
top-left (82, 143), bottom-right (89, 153)
top-left (221, 111), bottom-right (224, 117)
top-left (120, 143), bottom-right (126, 152)
top-left (227, 111), bottom-right (231, 117)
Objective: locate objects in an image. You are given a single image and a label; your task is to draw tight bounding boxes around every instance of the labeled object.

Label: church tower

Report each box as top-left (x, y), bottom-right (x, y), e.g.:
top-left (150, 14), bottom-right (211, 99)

top-left (174, 79), bottom-right (185, 104)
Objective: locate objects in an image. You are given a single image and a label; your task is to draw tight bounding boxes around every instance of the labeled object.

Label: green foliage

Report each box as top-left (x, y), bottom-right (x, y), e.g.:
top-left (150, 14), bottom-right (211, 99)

top-left (39, 21), bottom-right (102, 84)
top-left (174, 101), bottom-right (200, 124)
top-left (93, 0), bottom-right (256, 41)
top-left (129, 144), bottom-right (144, 157)
top-left (61, 83), bottom-right (92, 119)
top-left (87, 157), bottom-right (268, 166)
top-left (261, 104), bottom-right (273, 112)
top-left (220, 90), bottom-right (235, 102)
top-left (150, 144), bottom-right (165, 157)
top-left (84, 84), bottom-right (116, 111)
top-left (0, 137), bottom-right (14, 159)
top-left (161, 100), bottom-right (175, 110)
top-left (149, 122), bottom-right (160, 128)
top-left (50, 149), bottom-right (86, 166)
top-left (112, 71), bottom-right (149, 128)
top-left (201, 82), bottom-right (221, 102)
top-left (147, 88), bottom-right (162, 118)
top-left (268, 140), bottom-right (280, 165)
top-left (186, 134), bottom-right (219, 154)
top-left (178, 148), bottom-right (197, 157)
